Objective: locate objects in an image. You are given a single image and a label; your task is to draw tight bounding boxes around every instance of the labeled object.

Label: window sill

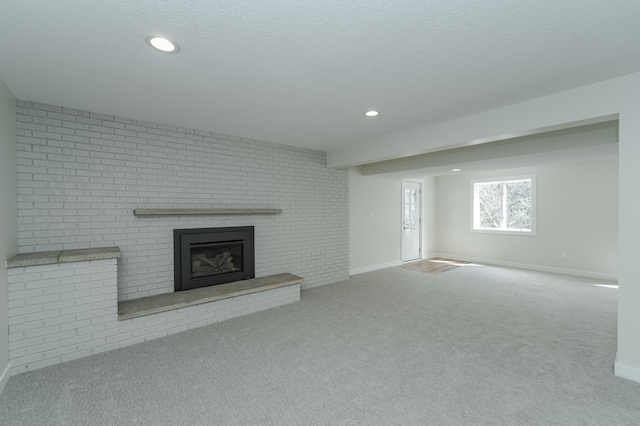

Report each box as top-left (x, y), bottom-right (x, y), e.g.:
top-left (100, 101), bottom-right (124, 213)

top-left (471, 229), bottom-right (536, 236)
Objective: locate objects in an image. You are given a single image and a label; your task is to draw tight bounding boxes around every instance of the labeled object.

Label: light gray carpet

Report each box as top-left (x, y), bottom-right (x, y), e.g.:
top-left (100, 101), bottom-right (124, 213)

top-left (1, 264), bottom-right (639, 425)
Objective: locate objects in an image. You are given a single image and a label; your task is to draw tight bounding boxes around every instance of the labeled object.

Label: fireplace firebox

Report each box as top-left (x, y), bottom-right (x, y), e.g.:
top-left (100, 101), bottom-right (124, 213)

top-left (174, 226), bottom-right (255, 292)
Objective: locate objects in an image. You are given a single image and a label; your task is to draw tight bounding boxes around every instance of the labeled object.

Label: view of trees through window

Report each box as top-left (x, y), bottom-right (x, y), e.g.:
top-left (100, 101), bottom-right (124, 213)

top-left (473, 178), bottom-right (534, 233)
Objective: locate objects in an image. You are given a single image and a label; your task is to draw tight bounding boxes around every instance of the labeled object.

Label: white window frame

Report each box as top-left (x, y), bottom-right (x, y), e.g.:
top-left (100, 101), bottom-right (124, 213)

top-left (470, 175), bottom-right (536, 236)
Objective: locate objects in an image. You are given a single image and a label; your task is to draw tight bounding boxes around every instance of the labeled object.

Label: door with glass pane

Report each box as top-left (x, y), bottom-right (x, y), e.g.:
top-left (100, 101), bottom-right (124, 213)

top-left (402, 180), bottom-right (421, 262)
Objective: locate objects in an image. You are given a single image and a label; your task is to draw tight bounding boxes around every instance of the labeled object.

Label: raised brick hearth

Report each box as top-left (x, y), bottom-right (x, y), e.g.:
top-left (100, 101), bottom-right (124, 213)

top-left (7, 248), bottom-right (301, 375)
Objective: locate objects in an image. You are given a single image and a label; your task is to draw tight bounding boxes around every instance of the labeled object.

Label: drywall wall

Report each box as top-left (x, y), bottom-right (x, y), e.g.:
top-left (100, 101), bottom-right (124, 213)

top-left (422, 177), bottom-right (437, 257)
top-left (617, 108), bottom-right (640, 382)
top-left (435, 159), bottom-right (618, 277)
top-left (349, 168), bottom-right (401, 273)
top-left (349, 171), bottom-right (438, 273)
top-left (0, 77), bottom-right (17, 391)
top-left (15, 101), bottom-right (349, 300)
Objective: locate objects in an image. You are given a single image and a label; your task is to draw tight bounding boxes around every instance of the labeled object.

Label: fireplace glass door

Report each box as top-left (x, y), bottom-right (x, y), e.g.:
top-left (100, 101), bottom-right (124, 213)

top-left (174, 226), bottom-right (255, 291)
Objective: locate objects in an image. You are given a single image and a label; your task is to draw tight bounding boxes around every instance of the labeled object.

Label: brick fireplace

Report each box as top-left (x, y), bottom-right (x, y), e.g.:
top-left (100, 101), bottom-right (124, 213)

top-left (14, 101), bottom-right (349, 302)
top-left (7, 100), bottom-right (349, 376)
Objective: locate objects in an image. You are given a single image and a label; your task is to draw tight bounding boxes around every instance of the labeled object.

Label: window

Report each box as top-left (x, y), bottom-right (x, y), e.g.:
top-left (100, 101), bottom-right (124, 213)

top-left (472, 177), bottom-right (535, 234)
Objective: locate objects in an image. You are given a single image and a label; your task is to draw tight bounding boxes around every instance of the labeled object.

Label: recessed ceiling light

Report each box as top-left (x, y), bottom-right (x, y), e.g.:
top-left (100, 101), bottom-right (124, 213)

top-left (145, 35), bottom-right (180, 53)
top-left (452, 168), bottom-right (461, 172)
top-left (364, 110), bottom-right (379, 117)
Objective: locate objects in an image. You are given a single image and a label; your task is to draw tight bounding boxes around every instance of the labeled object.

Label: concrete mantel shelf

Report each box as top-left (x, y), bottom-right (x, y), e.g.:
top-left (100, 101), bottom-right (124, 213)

top-left (118, 273), bottom-right (303, 320)
top-left (7, 247), bottom-right (121, 268)
top-left (133, 208), bottom-right (282, 217)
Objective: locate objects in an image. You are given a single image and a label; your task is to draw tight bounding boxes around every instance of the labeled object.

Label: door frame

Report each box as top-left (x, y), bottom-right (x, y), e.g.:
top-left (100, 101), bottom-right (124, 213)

top-left (401, 180), bottom-right (422, 263)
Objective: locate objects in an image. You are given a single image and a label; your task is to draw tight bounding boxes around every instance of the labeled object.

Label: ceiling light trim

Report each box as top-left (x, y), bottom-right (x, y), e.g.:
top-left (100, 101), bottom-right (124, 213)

top-left (145, 35), bottom-right (180, 53)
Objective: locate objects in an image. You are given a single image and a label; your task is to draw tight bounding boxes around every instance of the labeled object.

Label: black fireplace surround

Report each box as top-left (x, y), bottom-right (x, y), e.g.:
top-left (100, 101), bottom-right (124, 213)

top-left (174, 226), bottom-right (255, 292)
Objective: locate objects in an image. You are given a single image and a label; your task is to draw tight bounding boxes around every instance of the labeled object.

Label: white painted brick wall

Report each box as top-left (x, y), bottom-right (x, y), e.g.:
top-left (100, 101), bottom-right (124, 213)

top-left (8, 260), bottom-right (301, 375)
top-left (15, 100), bottom-right (348, 300)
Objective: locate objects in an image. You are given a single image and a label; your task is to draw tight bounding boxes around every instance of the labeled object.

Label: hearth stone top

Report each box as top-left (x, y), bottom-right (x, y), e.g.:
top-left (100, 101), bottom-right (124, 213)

top-left (7, 247), bottom-right (121, 268)
top-left (118, 273), bottom-right (303, 320)
top-left (134, 208), bottom-right (282, 216)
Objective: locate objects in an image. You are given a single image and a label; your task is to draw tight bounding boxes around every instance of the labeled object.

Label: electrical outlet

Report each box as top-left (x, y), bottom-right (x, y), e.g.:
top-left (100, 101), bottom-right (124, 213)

top-left (560, 252), bottom-right (567, 260)
top-left (370, 213), bottom-right (375, 219)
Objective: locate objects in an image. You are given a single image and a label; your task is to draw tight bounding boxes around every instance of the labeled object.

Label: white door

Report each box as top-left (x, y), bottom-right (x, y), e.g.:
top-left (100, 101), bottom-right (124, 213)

top-left (402, 180), bottom-right (421, 262)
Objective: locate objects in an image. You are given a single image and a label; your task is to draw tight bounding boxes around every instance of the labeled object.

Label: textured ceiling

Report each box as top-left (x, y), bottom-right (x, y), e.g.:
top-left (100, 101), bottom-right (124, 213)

top-left (1, 1), bottom-right (639, 154)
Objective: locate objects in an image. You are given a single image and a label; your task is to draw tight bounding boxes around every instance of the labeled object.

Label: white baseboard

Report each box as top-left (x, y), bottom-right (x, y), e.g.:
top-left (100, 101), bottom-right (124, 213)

top-left (615, 356), bottom-right (640, 384)
top-left (0, 361), bottom-right (11, 397)
top-left (431, 253), bottom-right (618, 281)
top-left (350, 260), bottom-right (402, 276)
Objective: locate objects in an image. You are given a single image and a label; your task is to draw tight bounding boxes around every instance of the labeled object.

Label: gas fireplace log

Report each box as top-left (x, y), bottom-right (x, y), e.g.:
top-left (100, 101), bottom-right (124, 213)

top-left (192, 253), bottom-right (216, 267)
top-left (191, 251), bottom-right (238, 278)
